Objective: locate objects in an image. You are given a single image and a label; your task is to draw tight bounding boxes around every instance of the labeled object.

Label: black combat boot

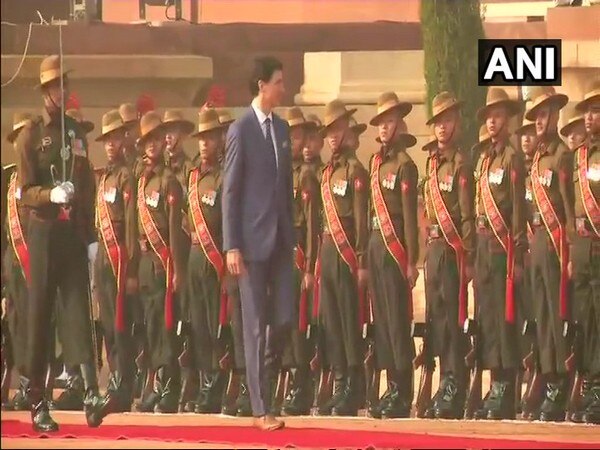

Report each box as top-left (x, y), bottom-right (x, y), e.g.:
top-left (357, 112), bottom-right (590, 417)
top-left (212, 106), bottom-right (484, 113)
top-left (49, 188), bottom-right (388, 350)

top-left (368, 380), bottom-right (394, 419)
top-left (582, 381), bottom-right (600, 425)
top-left (486, 380), bottom-right (516, 420)
top-left (195, 371), bottom-right (226, 414)
top-left (282, 366), bottom-right (313, 416)
top-left (105, 372), bottom-right (134, 414)
top-left (425, 374), bottom-right (447, 419)
top-left (8, 376), bottom-right (31, 411)
top-left (434, 373), bottom-right (464, 419)
top-left (52, 370), bottom-right (84, 411)
top-left (31, 397), bottom-right (59, 433)
top-left (317, 371), bottom-right (346, 416)
top-left (135, 371), bottom-right (160, 412)
top-left (236, 378), bottom-right (252, 417)
top-left (381, 371), bottom-right (412, 419)
top-left (331, 368), bottom-right (360, 416)
top-left (539, 377), bottom-right (567, 422)
top-left (154, 366), bottom-right (180, 414)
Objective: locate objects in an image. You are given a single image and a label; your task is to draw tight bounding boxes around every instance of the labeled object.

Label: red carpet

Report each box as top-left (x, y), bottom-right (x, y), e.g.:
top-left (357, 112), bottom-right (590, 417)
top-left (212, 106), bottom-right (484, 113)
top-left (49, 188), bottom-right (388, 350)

top-left (1, 419), bottom-right (596, 449)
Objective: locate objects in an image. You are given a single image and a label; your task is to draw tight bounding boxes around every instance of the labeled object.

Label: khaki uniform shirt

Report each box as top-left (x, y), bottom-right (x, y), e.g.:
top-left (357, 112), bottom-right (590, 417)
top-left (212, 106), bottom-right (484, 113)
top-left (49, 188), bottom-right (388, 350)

top-left (292, 158), bottom-right (320, 273)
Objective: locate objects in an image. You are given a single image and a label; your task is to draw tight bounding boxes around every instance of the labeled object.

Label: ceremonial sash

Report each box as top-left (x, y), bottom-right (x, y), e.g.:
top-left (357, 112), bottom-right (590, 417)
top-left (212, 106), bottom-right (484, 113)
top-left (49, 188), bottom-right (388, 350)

top-left (428, 157), bottom-right (468, 326)
top-left (97, 173), bottom-right (128, 332)
top-left (321, 164), bottom-right (366, 328)
top-left (577, 146), bottom-right (600, 236)
top-left (137, 176), bottom-right (175, 330)
top-left (294, 245), bottom-right (309, 333)
top-left (480, 157), bottom-right (515, 323)
top-left (188, 168), bottom-right (228, 328)
top-left (370, 153), bottom-right (412, 320)
top-left (531, 152), bottom-right (569, 320)
top-left (7, 173), bottom-right (29, 281)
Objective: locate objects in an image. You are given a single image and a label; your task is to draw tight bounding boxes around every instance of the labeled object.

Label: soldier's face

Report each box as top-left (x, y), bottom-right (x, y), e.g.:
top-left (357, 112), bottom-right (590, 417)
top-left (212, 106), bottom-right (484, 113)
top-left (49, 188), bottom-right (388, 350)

top-left (104, 134), bottom-right (124, 162)
top-left (165, 126), bottom-right (184, 153)
top-left (144, 133), bottom-right (165, 161)
top-left (303, 129), bottom-right (323, 162)
top-left (485, 105), bottom-right (509, 139)
top-left (346, 130), bottom-right (359, 151)
top-left (433, 110), bottom-right (458, 144)
top-left (327, 118), bottom-right (349, 153)
top-left (535, 106), bottom-right (558, 137)
top-left (43, 79), bottom-right (68, 112)
top-left (520, 130), bottom-right (536, 156)
top-left (377, 110), bottom-right (401, 144)
top-left (290, 126), bottom-right (306, 159)
top-left (259, 69), bottom-right (285, 108)
top-left (584, 102), bottom-right (600, 134)
top-left (198, 129), bottom-right (220, 163)
top-left (567, 123), bottom-right (587, 151)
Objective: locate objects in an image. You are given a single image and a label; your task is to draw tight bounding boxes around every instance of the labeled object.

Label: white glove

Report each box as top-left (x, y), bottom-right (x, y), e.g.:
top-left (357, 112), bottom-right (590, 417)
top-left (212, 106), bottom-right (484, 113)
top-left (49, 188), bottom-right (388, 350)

top-left (87, 242), bottom-right (99, 265)
top-left (50, 185), bottom-right (70, 204)
top-left (61, 181), bottom-right (75, 198)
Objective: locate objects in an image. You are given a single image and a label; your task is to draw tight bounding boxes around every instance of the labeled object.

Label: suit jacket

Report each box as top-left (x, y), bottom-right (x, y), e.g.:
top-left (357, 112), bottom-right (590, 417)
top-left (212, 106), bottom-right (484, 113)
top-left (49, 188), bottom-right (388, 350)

top-left (222, 107), bottom-right (295, 261)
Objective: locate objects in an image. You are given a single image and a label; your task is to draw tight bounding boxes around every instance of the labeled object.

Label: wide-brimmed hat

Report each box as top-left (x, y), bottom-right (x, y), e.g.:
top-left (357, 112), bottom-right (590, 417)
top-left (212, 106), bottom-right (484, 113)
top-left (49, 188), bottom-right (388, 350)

top-left (525, 87), bottom-right (569, 121)
top-left (574, 81), bottom-right (600, 112)
top-left (476, 88), bottom-right (523, 122)
top-left (426, 91), bottom-right (462, 125)
top-left (422, 135), bottom-right (438, 152)
top-left (515, 114), bottom-right (536, 136)
top-left (95, 109), bottom-right (128, 142)
top-left (560, 104), bottom-right (585, 137)
top-left (218, 109), bottom-right (235, 126)
top-left (285, 106), bottom-right (316, 130)
top-left (369, 91), bottom-right (412, 126)
top-left (119, 103), bottom-right (139, 128)
top-left (137, 111), bottom-right (168, 145)
top-left (37, 55), bottom-right (72, 88)
top-left (471, 124), bottom-right (491, 154)
top-left (349, 117), bottom-right (367, 136)
top-left (320, 100), bottom-right (357, 135)
top-left (66, 108), bottom-right (95, 134)
top-left (7, 112), bottom-right (34, 143)
top-left (375, 119), bottom-right (416, 148)
top-left (305, 113), bottom-right (322, 129)
top-left (191, 108), bottom-right (224, 137)
top-left (162, 110), bottom-right (195, 135)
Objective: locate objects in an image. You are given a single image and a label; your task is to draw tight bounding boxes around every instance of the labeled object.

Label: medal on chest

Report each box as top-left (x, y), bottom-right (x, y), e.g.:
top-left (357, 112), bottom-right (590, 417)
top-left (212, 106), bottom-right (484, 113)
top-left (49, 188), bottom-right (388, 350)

top-left (145, 190), bottom-right (160, 208)
top-left (539, 169), bottom-right (553, 187)
top-left (382, 172), bottom-right (397, 190)
top-left (525, 188), bottom-right (533, 202)
top-left (15, 187), bottom-right (21, 200)
top-left (587, 163), bottom-right (600, 182)
top-left (332, 179), bottom-right (348, 197)
top-left (439, 174), bottom-right (454, 192)
top-left (72, 138), bottom-right (86, 157)
top-left (104, 187), bottom-right (117, 204)
top-left (489, 168), bottom-right (504, 185)
top-left (201, 190), bottom-right (217, 207)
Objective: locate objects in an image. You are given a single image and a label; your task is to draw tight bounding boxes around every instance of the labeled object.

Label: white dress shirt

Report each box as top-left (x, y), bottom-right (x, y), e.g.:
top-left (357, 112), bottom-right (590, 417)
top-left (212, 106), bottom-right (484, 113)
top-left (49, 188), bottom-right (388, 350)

top-left (251, 99), bottom-right (279, 168)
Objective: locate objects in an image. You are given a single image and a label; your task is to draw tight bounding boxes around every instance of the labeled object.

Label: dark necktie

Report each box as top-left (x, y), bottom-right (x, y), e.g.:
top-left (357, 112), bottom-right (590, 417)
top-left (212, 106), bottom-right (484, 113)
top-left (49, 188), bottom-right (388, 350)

top-left (264, 117), bottom-right (277, 169)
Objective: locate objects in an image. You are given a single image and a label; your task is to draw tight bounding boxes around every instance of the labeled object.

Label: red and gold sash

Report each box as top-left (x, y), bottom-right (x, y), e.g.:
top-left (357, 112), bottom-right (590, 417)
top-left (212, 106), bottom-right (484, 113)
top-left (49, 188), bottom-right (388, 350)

top-left (480, 157), bottom-right (515, 323)
top-left (577, 145), bottom-right (600, 236)
top-left (428, 157), bottom-right (468, 326)
top-left (137, 175), bottom-right (175, 330)
top-left (321, 164), bottom-right (366, 328)
top-left (531, 152), bottom-right (569, 320)
top-left (370, 153), bottom-right (412, 320)
top-left (7, 173), bottom-right (29, 281)
top-left (294, 245), bottom-right (310, 333)
top-left (189, 168), bottom-right (228, 327)
top-left (97, 173), bottom-right (128, 332)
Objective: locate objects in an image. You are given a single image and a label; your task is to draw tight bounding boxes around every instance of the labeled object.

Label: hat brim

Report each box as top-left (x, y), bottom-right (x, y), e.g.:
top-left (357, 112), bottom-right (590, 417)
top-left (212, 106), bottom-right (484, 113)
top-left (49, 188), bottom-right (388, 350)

top-left (219, 118), bottom-right (235, 126)
top-left (422, 140), bottom-right (438, 152)
top-left (525, 94), bottom-right (569, 121)
top-left (137, 122), bottom-right (169, 146)
top-left (574, 93), bottom-right (600, 113)
top-left (81, 120), bottom-right (95, 134)
top-left (35, 70), bottom-right (73, 89)
top-left (560, 118), bottom-right (585, 137)
top-left (94, 123), bottom-right (128, 142)
top-left (471, 139), bottom-right (491, 154)
top-left (369, 102), bottom-right (413, 126)
top-left (191, 123), bottom-right (224, 138)
top-left (514, 123), bottom-right (536, 136)
top-left (351, 123), bottom-right (367, 135)
top-left (320, 108), bottom-right (358, 136)
top-left (476, 99), bottom-right (523, 122)
top-left (425, 101), bottom-right (462, 125)
top-left (163, 119), bottom-right (195, 136)
top-left (7, 126), bottom-right (26, 144)
top-left (375, 133), bottom-right (417, 148)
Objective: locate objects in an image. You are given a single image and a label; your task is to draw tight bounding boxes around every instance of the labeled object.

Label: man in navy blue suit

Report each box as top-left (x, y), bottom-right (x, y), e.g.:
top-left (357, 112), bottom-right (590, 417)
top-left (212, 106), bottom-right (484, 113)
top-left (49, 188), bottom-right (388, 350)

top-left (222, 57), bottom-right (295, 431)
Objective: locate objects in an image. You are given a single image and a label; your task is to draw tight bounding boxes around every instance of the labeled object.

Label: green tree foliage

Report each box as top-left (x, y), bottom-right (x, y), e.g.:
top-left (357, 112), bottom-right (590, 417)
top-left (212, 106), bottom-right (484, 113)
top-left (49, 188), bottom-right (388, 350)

top-left (422, 0), bottom-right (487, 155)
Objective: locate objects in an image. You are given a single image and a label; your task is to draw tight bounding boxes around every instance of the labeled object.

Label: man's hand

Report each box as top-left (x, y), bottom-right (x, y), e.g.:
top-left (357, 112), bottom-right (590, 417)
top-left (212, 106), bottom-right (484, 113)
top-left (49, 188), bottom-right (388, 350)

top-left (87, 242), bottom-right (99, 265)
top-left (465, 265), bottom-right (474, 283)
top-left (227, 249), bottom-right (247, 277)
top-left (568, 260), bottom-right (573, 279)
top-left (302, 273), bottom-right (314, 292)
top-left (126, 277), bottom-right (138, 295)
top-left (407, 265), bottom-right (419, 289)
top-left (357, 268), bottom-right (368, 291)
top-left (50, 185), bottom-right (71, 204)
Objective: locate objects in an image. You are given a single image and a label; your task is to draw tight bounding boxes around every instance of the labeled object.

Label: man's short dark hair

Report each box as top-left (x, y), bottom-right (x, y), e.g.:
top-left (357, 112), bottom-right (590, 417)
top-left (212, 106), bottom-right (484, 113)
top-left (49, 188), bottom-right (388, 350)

top-left (249, 56), bottom-right (283, 97)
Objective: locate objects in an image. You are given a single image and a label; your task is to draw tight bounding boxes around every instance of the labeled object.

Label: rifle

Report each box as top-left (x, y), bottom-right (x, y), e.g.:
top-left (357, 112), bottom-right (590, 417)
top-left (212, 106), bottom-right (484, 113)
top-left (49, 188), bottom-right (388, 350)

top-left (564, 320), bottom-right (583, 420)
top-left (217, 286), bottom-right (233, 372)
top-left (412, 320), bottom-right (435, 418)
top-left (520, 319), bottom-right (544, 419)
top-left (363, 321), bottom-right (379, 414)
top-left (221, 369), bottom-right (241, 415)
top-left (463, 318), bottom-right (483, 419)
top-left (176, 320), bottom-right (194, 412)
top-left (1, 313), bottom-right (13, 405)
top-left (133, 321), bottom-right (152, 400)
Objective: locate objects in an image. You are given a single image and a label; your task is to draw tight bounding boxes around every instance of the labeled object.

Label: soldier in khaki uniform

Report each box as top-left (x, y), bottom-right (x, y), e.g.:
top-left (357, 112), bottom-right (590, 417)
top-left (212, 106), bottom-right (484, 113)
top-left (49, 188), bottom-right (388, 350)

top-left (422, 92), bottom-right (475, 419)
top-left (525, 87), bottom-right (575, 422)
top-left (568, 84), bottom-right (600, 424)
top-left (317, 100), bottom-right (369, 417)
top-left (278, 107), bottom-right (321, 416)
top-left (118, 103), bottom-right (142, 177)
top-left (303, 114), bottom-right (325, 180)
top-left (2, 114), bottom-right (36, 411)
top-left (474, 88), bottom-right (527, 420)
top-left (366, 92), bottom-right (419, 419)
top-left (347, 117), bottom-right (367, 157)
top-left (16, 55), bottom-right (107, 432)
top-left (134, 111), bottom-right (186, 414)
top-left (93, 110), bottom-right (140, 413)
top-left (560, 106), bottom-right (586, 152)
